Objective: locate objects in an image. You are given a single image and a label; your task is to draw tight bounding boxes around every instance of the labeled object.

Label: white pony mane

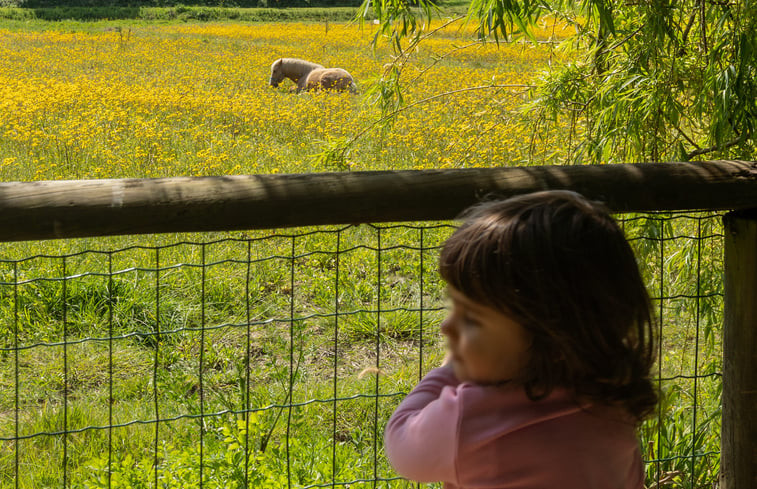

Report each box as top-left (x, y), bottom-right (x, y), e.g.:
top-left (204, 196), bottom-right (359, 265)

top-left (277, 58), bottom-right (324, 71)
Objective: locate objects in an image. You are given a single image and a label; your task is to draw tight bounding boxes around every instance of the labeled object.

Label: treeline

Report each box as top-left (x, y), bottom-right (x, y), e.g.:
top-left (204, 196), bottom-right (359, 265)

top-left (7, 0), bottom-right (364, 8)
top-left (0, 0), bottom-right (371, 22)
top-left (0, 0), bottom-right (459, 22)
top-left (0, 7), bottom-right (362, 22)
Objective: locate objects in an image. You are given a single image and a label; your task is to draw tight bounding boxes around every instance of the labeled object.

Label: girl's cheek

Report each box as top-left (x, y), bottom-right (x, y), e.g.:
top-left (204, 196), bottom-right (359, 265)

top-left (456, 334), bottom-right (470, 353)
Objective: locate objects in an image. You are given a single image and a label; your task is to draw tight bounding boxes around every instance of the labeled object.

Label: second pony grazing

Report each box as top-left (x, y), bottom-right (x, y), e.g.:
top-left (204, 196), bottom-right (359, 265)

top-left (269, 58), bottom-right (356, 93)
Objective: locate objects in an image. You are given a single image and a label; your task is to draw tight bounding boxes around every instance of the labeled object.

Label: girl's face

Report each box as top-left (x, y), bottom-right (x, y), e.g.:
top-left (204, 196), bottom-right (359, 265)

top-left (441, 287), bottom-right (532, 385)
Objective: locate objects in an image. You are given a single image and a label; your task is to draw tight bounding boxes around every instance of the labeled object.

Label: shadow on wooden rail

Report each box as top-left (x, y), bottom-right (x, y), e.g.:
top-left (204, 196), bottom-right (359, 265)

top-left (0, 160), bottom-right (755, 241)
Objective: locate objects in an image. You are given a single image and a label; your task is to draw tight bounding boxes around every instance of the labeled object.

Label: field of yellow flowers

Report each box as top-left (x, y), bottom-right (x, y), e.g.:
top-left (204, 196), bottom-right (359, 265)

top-left (0, 19), bottom-right (574, 182)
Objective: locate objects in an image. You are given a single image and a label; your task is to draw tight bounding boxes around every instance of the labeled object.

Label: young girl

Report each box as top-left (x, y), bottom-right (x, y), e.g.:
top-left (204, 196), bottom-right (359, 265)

top-left (384, 190), bottom-right (657, 489)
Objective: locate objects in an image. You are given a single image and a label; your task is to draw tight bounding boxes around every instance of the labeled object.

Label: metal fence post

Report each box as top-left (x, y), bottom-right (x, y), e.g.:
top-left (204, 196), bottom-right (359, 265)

top-left (721, 209), bottom-right (757, 489)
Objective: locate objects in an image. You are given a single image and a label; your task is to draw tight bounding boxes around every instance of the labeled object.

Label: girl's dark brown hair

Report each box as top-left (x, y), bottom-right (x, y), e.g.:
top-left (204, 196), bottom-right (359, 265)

top-left (439, 190), bottom-right (657, 422)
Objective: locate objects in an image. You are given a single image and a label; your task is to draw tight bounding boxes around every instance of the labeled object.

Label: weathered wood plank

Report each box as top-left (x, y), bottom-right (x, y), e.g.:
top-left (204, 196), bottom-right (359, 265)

top-left (0, 160), bottom-right (755, 241)
top-left (721, 209), bottom-right (757, 489)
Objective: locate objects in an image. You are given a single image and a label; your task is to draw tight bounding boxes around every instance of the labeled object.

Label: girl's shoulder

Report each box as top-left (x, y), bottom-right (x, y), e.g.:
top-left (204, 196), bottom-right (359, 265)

top-left (455, 382), bottom-right (636, 435)
top-left (453, 385), bottom-right (643, 488)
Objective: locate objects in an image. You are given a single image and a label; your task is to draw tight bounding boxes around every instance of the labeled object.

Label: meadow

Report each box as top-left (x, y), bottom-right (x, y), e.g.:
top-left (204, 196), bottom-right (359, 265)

top-left (0, 14), bottom-right (723, 489)
top-left (0, 16), bottom-right (578, 182)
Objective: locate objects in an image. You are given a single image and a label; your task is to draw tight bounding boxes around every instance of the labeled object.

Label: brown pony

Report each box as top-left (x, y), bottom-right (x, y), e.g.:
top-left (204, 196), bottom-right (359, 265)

top-left (269, 58), bottom-right (357, 93)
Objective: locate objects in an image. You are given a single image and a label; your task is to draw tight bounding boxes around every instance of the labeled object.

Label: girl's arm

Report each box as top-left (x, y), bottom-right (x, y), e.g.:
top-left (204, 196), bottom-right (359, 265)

top-left (383, 366), bottom-right (462, 483)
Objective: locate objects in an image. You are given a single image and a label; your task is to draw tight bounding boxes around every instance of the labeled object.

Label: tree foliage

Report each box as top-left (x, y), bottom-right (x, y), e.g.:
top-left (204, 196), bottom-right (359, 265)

top-left (360, 0), bottom-right (756, 163)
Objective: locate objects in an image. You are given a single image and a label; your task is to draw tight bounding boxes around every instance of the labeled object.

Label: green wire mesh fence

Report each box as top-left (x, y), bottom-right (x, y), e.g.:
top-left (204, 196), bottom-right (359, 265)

top-left (0, 211), bottom-right (723, 488)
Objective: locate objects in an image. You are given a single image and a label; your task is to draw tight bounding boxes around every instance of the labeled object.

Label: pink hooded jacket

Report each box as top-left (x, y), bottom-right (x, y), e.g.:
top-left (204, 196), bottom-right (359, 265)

top-left (384, 367), bottom-right (645, 489)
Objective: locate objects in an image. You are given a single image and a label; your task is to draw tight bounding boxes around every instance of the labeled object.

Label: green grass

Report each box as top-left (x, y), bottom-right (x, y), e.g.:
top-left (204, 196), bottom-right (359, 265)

top-left (0, 226), bottom-right (453, 488)
top-left (0, 218), bottom-right (725, 489)
top-left (0, 12), bottom-right (725, 489)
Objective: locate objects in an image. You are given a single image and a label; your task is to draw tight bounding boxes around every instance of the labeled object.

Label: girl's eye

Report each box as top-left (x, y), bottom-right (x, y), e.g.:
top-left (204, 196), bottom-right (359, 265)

top-left (462, 314), bottom-right (480, 327)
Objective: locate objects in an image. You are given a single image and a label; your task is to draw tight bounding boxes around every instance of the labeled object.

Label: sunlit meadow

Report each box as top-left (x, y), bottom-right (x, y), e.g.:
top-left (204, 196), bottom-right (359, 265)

top-left (0, 19), bottom-right (575, 182)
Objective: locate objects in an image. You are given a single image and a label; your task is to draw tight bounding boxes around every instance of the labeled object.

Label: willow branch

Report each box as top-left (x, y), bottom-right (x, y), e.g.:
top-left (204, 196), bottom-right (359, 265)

top-left (336, 83), bottom-right (533, 160)
top-left (687, 135), bottom-right (745, 159)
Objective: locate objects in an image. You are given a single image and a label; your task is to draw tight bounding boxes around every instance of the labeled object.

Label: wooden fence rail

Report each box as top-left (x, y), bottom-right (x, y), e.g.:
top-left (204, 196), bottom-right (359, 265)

top-left (0, 160), bottom-right (755, 242)
top-left (1, 160), bottom-right (756, 488)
